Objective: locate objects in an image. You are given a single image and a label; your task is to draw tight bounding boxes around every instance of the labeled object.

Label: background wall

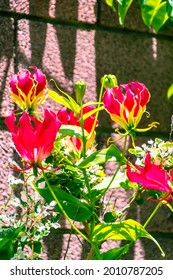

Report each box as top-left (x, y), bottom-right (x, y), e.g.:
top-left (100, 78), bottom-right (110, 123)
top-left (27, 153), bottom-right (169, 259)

top-left (0, 0), bottom-right (173, 260)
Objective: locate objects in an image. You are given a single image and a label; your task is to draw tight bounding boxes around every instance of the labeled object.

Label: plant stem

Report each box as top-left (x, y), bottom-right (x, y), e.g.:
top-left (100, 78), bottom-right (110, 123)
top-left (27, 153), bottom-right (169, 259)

top-left (123, 134), bottom-right (128, 155)
top-left (42, 170), bottom-right (102, 254)
top-left (143, 201), bottom-right (162, 229)
top-left (80, 103), bottom-right (96, 234)
top-left (42, 170), bottom-right (89, 242)
top-left (80, 105), bottom-right (93, 202)
top-left (88, 76), bottom-right (105, 140)
top-left (105, 134), bottom-right (128, 195)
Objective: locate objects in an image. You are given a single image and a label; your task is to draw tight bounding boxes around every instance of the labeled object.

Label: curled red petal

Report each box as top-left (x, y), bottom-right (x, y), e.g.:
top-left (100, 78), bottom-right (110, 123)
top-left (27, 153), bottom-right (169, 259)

top-left (31, 66), bottom-right (47, 96)
top-left (9, 74), bottom-right (18, 95)
top-left (103, 88), bottom-right (121, 116)
top-left (57, 107), bottom-right (69, 124)
top-left (127, 153), bottom-right (172, 194)
top-left (17, 70), bottom-right (33, 96)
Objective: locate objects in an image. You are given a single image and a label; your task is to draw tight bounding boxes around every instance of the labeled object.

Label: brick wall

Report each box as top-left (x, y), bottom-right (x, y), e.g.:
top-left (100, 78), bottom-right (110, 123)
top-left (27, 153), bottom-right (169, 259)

top-left (0, 0), bottom-right (173, 259)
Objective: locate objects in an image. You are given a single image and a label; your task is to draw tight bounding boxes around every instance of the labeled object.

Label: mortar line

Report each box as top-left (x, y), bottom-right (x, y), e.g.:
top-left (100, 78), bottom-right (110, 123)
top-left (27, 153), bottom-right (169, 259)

top-left (0, 10), bottom-right (173, 41)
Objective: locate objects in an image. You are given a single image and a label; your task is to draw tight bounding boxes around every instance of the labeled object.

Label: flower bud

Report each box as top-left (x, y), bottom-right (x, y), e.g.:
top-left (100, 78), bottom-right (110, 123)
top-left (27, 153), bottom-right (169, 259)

top-left (101, 74), bottom-right (118, 89)
top-left (75, 80), bottom-right (86, 104)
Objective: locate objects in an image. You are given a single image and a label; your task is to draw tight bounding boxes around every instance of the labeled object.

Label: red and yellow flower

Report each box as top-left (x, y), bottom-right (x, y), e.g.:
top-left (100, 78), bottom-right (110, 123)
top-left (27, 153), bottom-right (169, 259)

top-left (9, 66), bottom-right (47, 112)
top-left (127, 153), bottom-right (173, 201)
top-left (5, 109), bottom-right (61, 169)
top-left (57, 106), bottom-right (98, 152)
top-left (103, 82), bottom-right (157, 134)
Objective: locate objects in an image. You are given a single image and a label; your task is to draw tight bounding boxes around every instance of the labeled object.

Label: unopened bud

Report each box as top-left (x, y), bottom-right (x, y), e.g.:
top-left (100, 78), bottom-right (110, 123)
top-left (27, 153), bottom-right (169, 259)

top-left (101, 74), bottom-right (118, 89)
top-left (75, 80), bottom-right (86, 105)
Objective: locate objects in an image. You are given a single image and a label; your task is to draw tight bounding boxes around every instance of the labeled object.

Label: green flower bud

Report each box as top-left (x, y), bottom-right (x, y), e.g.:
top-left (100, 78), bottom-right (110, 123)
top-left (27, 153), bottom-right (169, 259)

top-left (101, 74), bottom-right (118, 89)
top-left (75, 80), bottom-right (86, 105)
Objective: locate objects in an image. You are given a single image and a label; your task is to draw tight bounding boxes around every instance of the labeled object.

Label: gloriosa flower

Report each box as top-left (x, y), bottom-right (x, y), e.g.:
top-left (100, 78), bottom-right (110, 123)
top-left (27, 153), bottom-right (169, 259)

top-left (9, 66), bottom-right (47, 112)
top-left (103, 82), bottom-right (158, 134)
top-left (127, 153), bottom-right (173, 201)
top-left (5, 109), bottom-right (61, 168)
top-left (57, 106), bottom-right (98, 151)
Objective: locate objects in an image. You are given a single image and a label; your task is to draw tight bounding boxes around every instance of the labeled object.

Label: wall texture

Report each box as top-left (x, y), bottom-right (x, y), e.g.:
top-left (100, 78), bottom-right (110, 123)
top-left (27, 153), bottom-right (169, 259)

top-left (0, 0), bottom-right (173, 260)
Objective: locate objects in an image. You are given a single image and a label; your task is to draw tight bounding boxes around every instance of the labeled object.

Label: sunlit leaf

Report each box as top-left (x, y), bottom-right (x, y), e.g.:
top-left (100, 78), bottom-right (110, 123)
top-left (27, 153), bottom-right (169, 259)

top-left (105, 0), bottom-right (116, 11)
top-left (93, 244), bottom-right (131, 260)
top-left (59, 124), bottom-right (88, 140)
top-left (167, 83), bottom-right (173, 99)
top-left (90, 171), bottom-right (127, 200)
top-left (167, 0), bottom-right (173, 20)
top-left (35, 182), bottom-right (92, 222)
top-left (48, 90), bottom-right (80, 113)
top-left (92, 219), bottom-right (165, 256)
top-left (81, 106), bottom-right (104, 121)
top-left (139, 0), bottom-right (168, 32)
top-left (118, 0), bottom-right (133, 26)
top-left (77, 144), bottom-right (126, 169)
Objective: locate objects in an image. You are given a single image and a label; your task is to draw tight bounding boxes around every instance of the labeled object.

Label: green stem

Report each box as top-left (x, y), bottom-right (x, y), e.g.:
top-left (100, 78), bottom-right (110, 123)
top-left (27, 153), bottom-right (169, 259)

top-left (42, 170), bottom-right (102, 259)
top-left (42, 170), bottom-right (90, 243)
top-left (80, 104), bottom-right (93, 201)
top-left (56, 148), bottom-right (74, 166)
top-left (143, 201), bottom-right (162, 229)
top-left (123, 134), bottom-right (128, 155)
top-left (106, 135), bottom-right (128, 193)
top-left (143, 202), bottom-right (165, 257)
top-left (88, 76), bottom-right (105, 140)
top-left (80, 105), bottom-right (96, 233)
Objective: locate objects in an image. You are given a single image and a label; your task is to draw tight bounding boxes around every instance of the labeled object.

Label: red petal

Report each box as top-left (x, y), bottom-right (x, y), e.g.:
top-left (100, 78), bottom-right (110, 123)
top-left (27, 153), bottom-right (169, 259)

top-left (123, 89), bottom-right (135, 112)
top-left (31, 66), bottom-right (47, 96)
top-left (35, 109), bottom-right (61, 162)
top-left (17, 70), bottom-right (33, 96)
top-left (103, 88), bottom-right (121, 115)
top-left (57, 107), bottom-right (69, 124)
top-left (9, 74), bottom-right (18, 95)
top-left (127, 153), bottom-right (172, 193)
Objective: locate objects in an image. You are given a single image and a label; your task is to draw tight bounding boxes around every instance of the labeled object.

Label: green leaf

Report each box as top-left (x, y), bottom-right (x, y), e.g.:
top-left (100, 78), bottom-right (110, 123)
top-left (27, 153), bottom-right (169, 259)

top-left (90, 171), bottom-right (127, 201)
top-left (128, 146), bottom-right (144, 156)
top-left (152, 2), bottom-right (169, 32)
top-left (78, 144), bottom-right (125, 169)
top-left (81, 106), bottom-right (104, 121)
top-left (167, 0), bottom-right (173, 20)
top-left (0, 225), bottom-right (24, 250)
top-left (167, 83), bottom-right (173, 99)
top-left (35, 183), bottom-right (92, 222)
top-left (59, 124), bottom-right (88, 140)
top-left (94, 171), bottom-right (127, 190)
top-left (92, 219), bottom-right (165, 256)
top-left (0, 225), bottom-right (25, 260)
top-left (105, 0), bottom-right (116, 11)
top-left (118, 0), bottom-right (133, 26)
top-left (93, 244), bottom-right (131, 260)
top-left (139, 0), bottom-right (169, 32)
top-left (32, 241), bottom-right (43, 254)
top-left (48, 90), bottom-right (80, 114)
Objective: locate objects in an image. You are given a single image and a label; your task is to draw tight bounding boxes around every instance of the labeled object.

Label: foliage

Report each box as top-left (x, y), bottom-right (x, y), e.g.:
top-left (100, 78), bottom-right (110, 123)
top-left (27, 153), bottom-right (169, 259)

top-left (105, 0), bottom-right (173, 32)
top-left (1, 67), bottom-right (173, 260)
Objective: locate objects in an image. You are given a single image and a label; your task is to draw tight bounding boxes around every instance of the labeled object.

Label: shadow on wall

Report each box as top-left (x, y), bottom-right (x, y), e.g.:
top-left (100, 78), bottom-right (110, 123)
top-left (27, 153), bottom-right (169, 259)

top-left (29, 0), bottom-right (78, 82)
top-left (0, 0), bottom-right (13, 116)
